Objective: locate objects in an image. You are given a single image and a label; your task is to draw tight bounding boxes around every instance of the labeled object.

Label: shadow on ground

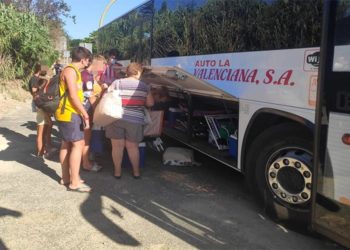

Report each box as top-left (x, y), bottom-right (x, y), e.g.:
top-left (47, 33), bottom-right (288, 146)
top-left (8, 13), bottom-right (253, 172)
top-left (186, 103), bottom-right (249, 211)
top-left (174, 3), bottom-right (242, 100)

top-left (20, 121), bottom-right (61, 146)
top-left (0, 127), bottom-right (61, 184)
top-left (78, 136), bottom-right (254, 248)
top-left (0, 207), bottom-right (22, 249)
top-left (0, 124), bottom-right (337, 248)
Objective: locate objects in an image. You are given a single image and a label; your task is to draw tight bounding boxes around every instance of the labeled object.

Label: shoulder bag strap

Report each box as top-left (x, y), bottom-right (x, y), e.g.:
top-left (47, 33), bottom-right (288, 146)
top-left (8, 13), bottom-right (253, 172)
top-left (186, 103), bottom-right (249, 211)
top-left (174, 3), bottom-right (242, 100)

top-left (60, 65), bottom-right (78, 115)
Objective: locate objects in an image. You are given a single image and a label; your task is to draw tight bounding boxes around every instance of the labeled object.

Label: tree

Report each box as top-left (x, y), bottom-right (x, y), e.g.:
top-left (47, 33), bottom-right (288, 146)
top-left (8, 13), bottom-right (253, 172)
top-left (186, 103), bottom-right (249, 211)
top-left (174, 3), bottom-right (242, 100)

top-left (0, 3), bottom-right (56, 78)
top-left (3, 0), bottom-right (74, 60)
top-left (2, 0), bottom-right (74, 23)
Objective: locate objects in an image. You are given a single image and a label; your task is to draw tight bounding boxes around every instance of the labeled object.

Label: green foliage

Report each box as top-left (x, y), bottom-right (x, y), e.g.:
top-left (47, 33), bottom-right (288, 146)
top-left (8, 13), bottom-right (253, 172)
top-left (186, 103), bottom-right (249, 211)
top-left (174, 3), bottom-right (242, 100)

top-left (69, 39), bottom-right (82, 49)
top-left (3, 0), bottom-right (73, 23)
top-left (69, 31), bottom-right (98, 54)
top-left (159, 0), bottom-right (323, 56)
top-left (96, 1), bottom-right (152, 63)
top-left (96, 0), bottom-right (323, 59)
top-left (0, 3), bottom-right (57, 79)
top-left (82, 31), bottom-right (97, 54)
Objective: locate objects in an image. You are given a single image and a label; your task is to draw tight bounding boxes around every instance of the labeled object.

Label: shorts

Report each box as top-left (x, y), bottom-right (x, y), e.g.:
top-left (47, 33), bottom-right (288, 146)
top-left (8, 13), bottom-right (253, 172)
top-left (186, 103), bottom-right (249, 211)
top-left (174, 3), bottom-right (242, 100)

top-left (36, 109), bottom-right (51, 125)
top-left (57, 113), bottom-right (84, 142)
top-left (105, 120), bottom-right (143, 143)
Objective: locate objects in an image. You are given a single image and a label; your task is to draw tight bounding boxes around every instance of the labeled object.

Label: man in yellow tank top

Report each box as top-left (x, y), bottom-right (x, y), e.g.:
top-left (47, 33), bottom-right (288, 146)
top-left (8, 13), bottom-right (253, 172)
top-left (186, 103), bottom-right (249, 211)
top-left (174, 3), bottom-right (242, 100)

top-left (55, 47), bottom-right (92, 192)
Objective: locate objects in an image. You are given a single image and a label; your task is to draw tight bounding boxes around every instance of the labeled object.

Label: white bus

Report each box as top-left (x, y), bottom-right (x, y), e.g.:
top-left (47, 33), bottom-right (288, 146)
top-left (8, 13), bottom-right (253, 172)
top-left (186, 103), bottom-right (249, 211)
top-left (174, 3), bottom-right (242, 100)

top-left (97, 0), bottom-right (350, 246)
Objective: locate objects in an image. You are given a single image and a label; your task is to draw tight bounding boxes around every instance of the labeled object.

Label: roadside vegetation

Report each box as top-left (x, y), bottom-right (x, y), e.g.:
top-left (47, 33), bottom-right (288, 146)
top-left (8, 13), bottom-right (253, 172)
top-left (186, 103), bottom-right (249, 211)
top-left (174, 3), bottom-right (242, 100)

top-left (0, 0), bottom-right (72, 100)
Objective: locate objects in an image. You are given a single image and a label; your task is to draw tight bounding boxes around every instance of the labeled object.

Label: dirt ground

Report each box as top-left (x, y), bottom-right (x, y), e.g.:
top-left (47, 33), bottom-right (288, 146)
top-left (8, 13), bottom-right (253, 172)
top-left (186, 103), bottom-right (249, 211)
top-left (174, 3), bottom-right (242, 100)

top-left (0, 80), bottom-right (31, 119)
top-left (0, 93), bottom-right (30, 119)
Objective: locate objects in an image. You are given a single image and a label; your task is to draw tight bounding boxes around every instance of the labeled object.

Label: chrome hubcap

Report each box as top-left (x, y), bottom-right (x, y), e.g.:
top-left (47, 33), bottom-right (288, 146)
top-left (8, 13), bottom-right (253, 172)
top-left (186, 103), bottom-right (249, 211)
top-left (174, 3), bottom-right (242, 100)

top-left (267, 150), bottom-right (312, 205)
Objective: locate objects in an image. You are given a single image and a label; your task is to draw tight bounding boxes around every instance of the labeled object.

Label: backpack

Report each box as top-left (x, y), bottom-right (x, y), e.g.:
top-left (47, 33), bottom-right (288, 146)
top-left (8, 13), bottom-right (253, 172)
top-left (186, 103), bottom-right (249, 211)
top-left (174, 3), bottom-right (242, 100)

top-left (33, 74), bottom-right (66, 113)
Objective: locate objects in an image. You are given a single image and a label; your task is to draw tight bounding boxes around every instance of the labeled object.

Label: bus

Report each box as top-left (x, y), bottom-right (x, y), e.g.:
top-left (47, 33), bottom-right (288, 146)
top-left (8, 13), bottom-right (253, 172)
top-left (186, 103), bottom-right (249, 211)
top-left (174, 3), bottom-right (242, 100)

top-left (97, 0), bottom-right (350, 246)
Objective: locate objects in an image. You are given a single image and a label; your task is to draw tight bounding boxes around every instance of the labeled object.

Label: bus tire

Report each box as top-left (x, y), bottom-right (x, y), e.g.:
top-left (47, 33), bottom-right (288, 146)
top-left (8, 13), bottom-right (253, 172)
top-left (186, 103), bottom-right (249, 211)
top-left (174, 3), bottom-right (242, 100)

top-left (246, 123), bottom-right (313, 224)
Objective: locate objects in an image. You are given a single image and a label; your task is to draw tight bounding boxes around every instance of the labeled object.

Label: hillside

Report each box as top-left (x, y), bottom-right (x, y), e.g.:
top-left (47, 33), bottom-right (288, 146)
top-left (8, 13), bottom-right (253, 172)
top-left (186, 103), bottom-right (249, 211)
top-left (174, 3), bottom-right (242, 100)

top-left (0, 80), bottom-right (31, 119)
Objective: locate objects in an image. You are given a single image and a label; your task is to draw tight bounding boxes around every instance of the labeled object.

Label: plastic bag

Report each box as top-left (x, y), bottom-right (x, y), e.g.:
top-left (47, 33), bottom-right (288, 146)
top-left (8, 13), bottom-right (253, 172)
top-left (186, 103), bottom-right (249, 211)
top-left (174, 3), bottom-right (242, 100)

top-left (93, 80), bottom-right (123, 127)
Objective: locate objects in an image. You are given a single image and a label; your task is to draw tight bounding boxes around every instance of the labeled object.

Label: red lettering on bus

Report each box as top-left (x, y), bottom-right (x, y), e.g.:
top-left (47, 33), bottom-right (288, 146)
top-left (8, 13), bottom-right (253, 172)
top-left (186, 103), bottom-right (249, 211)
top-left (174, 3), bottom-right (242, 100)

top-left (219, 59), bottom-right (230, 67)
top-left (246, 69), bottom-right (258, 83)
top-left (275, 70), bottom-right (293, 85)
top-left (263, 69), bottom-right (275, 84)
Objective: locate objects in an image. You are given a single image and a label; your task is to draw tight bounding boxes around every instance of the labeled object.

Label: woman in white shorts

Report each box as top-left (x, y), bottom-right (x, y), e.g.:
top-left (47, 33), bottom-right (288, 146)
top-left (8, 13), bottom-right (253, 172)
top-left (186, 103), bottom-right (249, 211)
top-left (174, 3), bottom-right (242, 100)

top-left (31, 72), bottom-right (55, 157)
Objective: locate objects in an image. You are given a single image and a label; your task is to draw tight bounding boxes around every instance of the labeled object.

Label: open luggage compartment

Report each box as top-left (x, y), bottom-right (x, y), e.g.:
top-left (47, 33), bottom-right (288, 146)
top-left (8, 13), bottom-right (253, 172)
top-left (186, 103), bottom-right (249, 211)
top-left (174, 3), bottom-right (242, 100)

top-left (142, 66), bottom-right (239, 169)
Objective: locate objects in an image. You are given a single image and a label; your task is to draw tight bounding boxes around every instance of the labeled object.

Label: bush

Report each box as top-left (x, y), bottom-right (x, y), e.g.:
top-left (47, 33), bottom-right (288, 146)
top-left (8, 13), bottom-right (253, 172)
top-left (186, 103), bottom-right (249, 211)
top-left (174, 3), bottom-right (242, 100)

top-left (0, 3), bottom-right (57, 79)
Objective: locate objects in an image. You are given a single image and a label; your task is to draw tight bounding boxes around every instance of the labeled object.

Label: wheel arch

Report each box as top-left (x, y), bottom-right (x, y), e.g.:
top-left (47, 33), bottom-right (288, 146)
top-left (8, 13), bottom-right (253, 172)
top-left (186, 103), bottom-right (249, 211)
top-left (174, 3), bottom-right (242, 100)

top-left (241, 108), bottom-right (314, 174)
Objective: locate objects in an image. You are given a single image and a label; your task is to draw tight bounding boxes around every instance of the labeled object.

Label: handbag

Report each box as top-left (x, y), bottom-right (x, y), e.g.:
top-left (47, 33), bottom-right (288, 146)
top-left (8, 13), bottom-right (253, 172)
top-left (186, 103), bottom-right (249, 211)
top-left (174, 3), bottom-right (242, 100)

top-left (93, 80), bottom-right (123, 127)
top-left (144, 110), bottom-right (164, 137)
top-left (144, 107), bottom-right (152, 124)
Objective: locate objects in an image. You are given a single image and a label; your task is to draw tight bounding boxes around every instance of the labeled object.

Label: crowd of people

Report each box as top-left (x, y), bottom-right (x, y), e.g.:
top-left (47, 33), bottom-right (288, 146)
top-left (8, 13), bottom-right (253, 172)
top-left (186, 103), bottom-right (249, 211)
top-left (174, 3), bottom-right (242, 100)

top-left (29, 46), bottom-right (154, 193)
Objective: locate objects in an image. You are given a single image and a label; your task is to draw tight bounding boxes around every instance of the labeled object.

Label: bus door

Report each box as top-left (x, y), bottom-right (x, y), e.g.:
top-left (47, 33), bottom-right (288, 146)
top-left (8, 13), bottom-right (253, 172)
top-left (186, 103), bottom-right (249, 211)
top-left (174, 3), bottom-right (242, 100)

top-left (312, 0), bottom-right (350, 247)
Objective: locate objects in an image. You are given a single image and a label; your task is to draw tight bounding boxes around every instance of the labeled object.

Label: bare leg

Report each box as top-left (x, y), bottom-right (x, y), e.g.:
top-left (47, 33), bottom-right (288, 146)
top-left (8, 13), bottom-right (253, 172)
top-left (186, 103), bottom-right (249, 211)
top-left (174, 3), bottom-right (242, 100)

top-left (60, 141), bottom-right (71, 184)
top-left (111, 139), bottom-right (125, 177)
top-left (36, 124), bottom-right (45, 156)
top-left (125, 140), bottom-right (140, 177)
top-left (69, 139), bottom-right (85, 188)
top-left (82, 128), bottom-right (93, 169)
top-left (43, 113), bottom-right (53, 150)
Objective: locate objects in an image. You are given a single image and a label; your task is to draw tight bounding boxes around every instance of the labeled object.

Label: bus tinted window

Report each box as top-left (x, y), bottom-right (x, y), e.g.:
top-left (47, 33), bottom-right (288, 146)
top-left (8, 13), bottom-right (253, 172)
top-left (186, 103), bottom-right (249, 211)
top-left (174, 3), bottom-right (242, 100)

top-left (335, 0), bottom-right (350, 45)
top-left (333, 0), bottom-right (350, 72)
top-left (97, 1), bottom-right (153, 64)
top-left (153, 0), bottom-right (193, 58)
top-left (192, 0), bottom-right (323, 54)
top-left (152, 0), bottom-right (323, 58)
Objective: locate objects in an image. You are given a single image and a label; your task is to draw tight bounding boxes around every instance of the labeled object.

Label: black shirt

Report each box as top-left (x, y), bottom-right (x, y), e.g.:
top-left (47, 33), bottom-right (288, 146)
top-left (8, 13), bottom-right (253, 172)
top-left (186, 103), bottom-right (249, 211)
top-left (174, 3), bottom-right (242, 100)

top-left (28, 75), bottom-right (40, 95)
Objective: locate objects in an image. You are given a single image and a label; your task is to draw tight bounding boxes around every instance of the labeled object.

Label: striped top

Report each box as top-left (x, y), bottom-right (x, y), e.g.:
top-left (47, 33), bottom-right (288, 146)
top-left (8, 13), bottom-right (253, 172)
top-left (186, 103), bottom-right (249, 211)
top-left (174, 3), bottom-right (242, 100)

top-left (110, 78), bottom-right (150, 124)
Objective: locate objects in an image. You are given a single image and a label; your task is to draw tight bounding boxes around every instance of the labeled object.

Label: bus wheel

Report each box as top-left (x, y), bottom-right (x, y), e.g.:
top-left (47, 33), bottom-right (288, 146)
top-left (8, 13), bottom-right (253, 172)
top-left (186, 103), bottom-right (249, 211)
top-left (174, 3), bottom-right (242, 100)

top-left (246, 123), bottom-right (313, 223)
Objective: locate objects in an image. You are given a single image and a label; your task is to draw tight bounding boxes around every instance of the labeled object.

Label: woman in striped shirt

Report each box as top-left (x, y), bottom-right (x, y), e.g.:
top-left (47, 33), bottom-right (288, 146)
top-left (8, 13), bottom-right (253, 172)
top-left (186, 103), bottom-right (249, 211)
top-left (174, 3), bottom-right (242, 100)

top-left (105, 63), bottom-right (154, 179)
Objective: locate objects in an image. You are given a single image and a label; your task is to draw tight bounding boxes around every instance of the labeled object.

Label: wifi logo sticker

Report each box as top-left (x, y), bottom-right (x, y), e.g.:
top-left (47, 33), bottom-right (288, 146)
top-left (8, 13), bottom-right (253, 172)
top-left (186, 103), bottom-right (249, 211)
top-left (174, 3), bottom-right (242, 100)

top-left (304, 49), bottom-right (320, 72)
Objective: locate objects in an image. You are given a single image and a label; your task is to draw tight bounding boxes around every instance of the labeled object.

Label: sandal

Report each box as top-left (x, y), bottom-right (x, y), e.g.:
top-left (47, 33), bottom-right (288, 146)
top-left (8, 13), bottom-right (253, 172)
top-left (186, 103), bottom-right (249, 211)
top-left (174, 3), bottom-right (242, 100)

top-left (67, 183), bottom-right (92, 193)
top-left (60, 179), bottom-right (84, 186)
top-left (132, 174), bottom-right (141, 180)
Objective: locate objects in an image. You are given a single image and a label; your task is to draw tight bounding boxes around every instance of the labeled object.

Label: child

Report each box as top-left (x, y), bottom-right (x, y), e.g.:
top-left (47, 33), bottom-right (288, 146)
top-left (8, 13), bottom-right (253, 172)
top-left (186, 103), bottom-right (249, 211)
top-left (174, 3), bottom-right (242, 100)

top-left (81, 55), bottom-right (106, 171)
top-left (31, 67), bottom-right (55, 157)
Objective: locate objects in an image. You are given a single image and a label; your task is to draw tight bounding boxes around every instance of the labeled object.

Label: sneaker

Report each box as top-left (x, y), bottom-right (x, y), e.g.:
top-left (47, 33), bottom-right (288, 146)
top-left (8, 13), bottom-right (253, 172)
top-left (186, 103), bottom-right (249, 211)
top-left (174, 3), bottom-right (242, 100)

top-left (83, 162), bottom-right (103, 172)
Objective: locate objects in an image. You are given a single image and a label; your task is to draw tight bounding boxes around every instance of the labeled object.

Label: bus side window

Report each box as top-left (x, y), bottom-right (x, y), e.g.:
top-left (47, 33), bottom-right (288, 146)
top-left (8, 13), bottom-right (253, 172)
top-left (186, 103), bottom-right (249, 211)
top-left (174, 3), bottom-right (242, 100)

top-left (333, 0), bottom-right (350, 72)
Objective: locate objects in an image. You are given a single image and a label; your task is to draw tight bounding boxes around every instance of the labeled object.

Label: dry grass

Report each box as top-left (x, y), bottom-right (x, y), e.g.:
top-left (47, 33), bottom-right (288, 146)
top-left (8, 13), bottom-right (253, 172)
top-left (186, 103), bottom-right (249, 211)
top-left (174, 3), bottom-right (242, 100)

top-left (0, 79), bottom-right (31, 102)
top-left (0, 79), bottom-right (31, 119)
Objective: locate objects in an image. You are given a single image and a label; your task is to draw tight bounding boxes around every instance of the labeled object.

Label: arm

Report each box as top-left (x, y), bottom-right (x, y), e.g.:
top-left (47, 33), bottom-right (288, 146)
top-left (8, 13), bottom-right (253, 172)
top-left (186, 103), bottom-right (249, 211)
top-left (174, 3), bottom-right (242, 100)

top-left (63, 68), bottom-right (89, 120)
top-left (30, 77), bottom-right (38, 95)
top-left (31, 86), bottom-right (38, 95)
top-left (88, 95), bottom-right (97, 106)
top-left (145, 91), bottom-right (155, 108)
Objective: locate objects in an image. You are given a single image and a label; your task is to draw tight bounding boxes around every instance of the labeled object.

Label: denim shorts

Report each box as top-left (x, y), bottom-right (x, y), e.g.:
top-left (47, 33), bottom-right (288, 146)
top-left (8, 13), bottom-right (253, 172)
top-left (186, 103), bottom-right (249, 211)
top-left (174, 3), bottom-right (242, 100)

top-left (57, 113), bottom-right (84, 142)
